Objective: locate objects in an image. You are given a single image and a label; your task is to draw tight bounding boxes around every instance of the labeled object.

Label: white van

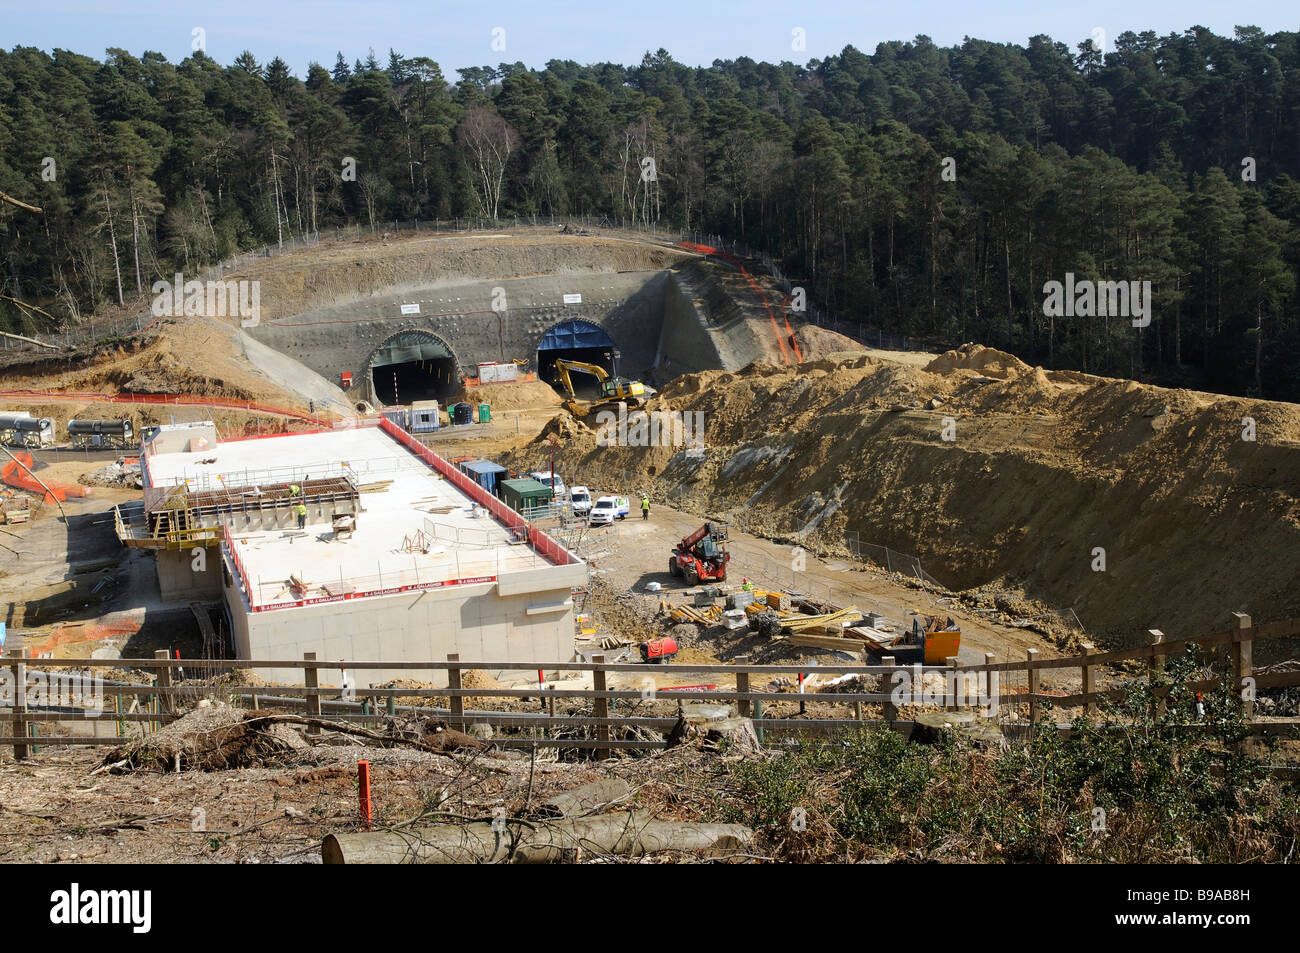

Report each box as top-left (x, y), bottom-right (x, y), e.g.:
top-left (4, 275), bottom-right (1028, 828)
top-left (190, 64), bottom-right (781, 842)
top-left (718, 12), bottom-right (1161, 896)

top-left (528, 471), bottom-right (567, 500)
top-left (568, 485), bottom-right (592, 517)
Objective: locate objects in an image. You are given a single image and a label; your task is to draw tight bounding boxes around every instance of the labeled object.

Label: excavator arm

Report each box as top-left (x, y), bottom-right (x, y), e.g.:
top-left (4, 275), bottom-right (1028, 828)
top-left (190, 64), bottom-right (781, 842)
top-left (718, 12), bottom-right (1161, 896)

top-left (554, 358), bottom-right (649, 414)
top-left (555, 359), bottom-right (611, 394)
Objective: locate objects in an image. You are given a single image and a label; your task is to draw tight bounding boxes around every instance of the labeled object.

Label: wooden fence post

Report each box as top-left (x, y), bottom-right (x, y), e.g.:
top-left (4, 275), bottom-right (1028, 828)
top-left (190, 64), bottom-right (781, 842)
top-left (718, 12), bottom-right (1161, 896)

top-left (303, 652), bottom-right (320, 734)
top-left (880, 656), bottom-right (898, 727)
top-left (1147, 630), bottom-right (1165, 716)
top-left (1147, 629), bottom-right (1164, 680)
top-left (1232, 613), bottom-right (1255, 754)
top-left (592, 654), bottom-right (610, 761)
top-left (8, 649), bottom-right (27, 760)
top-left (1026, 648), bottom-right (1040, 727)
top-left (154, 649), bottom-right (174, 715)
top-left (1231, 612), bottom-right (1254, 718)
top-left (1081, 643), bottom-right (1097, 716)
top-left (447, 654), bottom-right (464, 731)
top-left (735, 671), bottom-right (750, 718)
top-left (947, 657), bottom-right (960, 711)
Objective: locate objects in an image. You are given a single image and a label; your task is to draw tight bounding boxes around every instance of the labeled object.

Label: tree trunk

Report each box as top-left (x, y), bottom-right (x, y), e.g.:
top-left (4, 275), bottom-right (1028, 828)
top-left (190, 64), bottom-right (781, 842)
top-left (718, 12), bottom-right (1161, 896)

top-left (270, 152), bottom-right (284, 249)
top-left (322, 811), bottom-right (753, 864)
top-left (129, 181), bottom-right (143, 295)
top-left (102, 182), bottom-right (124, 307)
top-left (1255, 302), bottom-right (1264, 397)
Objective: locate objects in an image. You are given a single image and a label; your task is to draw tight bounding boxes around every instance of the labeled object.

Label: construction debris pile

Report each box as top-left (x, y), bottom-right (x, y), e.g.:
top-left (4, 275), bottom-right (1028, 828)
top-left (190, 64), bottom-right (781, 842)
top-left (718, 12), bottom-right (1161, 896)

top-left (80, 458), bottom-right (143, 489)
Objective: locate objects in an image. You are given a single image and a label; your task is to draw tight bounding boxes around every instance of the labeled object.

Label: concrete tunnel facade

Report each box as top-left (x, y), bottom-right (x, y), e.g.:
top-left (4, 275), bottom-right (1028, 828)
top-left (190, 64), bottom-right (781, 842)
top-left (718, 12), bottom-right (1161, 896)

top-left (245, 269), bottom-right (725, 407)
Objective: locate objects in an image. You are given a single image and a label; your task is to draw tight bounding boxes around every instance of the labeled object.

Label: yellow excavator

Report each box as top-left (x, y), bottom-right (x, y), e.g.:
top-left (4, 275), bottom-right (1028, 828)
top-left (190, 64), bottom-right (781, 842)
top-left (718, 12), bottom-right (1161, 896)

top-left (553, 359), bottom-right (653, 416)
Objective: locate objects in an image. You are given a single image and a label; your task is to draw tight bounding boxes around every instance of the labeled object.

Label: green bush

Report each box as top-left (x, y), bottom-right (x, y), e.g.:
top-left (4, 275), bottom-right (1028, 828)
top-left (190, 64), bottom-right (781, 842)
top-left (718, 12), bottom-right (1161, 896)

top-left (724, 649), bottom-right (1300, 862)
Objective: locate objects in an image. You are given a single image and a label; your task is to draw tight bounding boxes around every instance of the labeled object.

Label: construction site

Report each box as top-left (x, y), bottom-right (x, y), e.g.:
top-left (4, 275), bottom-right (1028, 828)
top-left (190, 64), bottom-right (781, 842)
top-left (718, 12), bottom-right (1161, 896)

top-left (1, 225), bottom-right (1299, 865)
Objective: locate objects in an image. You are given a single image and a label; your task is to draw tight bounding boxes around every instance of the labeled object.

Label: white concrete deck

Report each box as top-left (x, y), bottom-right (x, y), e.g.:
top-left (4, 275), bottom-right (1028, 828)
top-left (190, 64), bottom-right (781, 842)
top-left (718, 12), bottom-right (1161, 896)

top-left (149, 427), bottom-right (553, 609)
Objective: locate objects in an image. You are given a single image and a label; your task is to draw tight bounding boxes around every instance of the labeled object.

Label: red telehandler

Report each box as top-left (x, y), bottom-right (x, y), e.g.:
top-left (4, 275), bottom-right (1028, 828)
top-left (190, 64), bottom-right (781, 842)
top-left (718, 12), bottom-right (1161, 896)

top-left (668, 521), bottom-right (730, 585)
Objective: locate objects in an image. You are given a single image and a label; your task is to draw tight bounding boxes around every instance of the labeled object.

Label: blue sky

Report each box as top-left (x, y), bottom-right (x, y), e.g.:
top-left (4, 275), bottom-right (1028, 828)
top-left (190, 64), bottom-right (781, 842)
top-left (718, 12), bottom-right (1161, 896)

top-left (1, 0), bottom-right (1294, 75)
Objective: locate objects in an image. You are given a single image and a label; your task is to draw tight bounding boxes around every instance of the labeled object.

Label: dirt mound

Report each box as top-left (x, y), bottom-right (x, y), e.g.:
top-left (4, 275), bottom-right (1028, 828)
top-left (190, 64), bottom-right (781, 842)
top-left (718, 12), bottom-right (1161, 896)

top-left (0, 315), bottom-right (325, 436)
top-left (925, 343), bottom-right (1031, 379)
top-left (517, 353), bottom-right (1300, 646)
top-left (78, 460), bottom-right (143, 489)
top-left (460, 669), bottom-right (505, 691)
top-left (472, 378), bottom-right (565, 411)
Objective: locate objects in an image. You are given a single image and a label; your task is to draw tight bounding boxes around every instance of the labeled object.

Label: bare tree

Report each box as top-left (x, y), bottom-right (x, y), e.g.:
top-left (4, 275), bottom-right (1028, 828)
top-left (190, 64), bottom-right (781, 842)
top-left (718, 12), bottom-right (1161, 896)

top-left (456, 107), bottom-right (518, 220)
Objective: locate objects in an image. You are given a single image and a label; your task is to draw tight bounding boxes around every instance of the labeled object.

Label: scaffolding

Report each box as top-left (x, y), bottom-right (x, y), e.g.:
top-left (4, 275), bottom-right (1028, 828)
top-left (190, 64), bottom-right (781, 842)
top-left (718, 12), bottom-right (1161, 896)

top-left (118, 475), bottom-right (361, 549)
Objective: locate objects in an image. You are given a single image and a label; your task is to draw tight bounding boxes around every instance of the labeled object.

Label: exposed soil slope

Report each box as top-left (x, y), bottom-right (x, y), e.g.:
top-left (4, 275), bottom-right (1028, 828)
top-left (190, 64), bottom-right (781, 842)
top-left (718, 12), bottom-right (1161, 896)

top-left (514, 345), bottom-right (1300, 645)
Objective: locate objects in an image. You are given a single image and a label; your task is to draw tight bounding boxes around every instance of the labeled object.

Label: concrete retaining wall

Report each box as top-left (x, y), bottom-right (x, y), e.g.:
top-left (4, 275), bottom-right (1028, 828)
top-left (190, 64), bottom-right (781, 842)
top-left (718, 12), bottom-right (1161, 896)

top-left (225, 574), bottom-right (576, 688)
top-left (657, 271), bottom-right (726, 379)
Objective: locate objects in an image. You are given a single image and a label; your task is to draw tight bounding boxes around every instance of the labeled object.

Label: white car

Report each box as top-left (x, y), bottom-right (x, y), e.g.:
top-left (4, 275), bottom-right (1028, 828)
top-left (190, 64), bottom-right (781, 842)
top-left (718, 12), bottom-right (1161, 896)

top-left (528, 470), bottom-right (566, 500)
top-left (568, 485), bottom-right (592, 517)
top-left (588, 495), bottom-right (630, 526)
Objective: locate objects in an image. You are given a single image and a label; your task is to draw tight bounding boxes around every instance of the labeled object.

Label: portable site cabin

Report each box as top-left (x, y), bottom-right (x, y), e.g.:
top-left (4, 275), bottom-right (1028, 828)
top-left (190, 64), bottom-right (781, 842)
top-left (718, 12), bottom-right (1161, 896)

top-left (500, 478), bottom-right (552, 517)
top-left (0, 413), bottom-right (54, 448)
top-left (410, 400), bottom-right (441, 433)
top-left (459, 459), bottom-right (506, 496)
top-left (67, 418), bottom-right (135, 449)
top-left (381, 407), bottom-right (411, 431)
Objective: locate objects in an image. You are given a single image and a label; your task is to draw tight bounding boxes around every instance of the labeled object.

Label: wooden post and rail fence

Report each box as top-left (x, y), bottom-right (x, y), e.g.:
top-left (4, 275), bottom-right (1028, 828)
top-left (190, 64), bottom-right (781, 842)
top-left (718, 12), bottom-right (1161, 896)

top-left (3, 614), bottom-right (1300, 760)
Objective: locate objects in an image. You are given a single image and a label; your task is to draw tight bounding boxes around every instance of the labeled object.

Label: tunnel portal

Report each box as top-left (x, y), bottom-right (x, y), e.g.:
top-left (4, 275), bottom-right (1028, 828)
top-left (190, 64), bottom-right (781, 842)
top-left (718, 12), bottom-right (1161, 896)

top-left (369, 330), bottom-right (461, 405)
top-left (536, 320), bottom-right (622, 396)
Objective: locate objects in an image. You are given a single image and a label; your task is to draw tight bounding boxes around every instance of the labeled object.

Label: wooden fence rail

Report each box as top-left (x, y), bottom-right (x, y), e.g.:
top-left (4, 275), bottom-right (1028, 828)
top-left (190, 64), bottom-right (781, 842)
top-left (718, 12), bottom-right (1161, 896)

top-left (4, 613), bottom-right (1299, 759)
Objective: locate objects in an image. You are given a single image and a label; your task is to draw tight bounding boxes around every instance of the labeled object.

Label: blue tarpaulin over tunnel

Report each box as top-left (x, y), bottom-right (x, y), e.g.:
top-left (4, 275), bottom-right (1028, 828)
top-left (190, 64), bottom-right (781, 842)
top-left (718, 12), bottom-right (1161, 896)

top-left (537, 320), bottom-right (615, 352)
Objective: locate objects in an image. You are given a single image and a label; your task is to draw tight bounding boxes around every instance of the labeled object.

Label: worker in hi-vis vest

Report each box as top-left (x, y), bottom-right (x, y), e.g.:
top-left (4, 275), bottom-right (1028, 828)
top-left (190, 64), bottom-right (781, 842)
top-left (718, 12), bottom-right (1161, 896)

top-left (294, 501), bottom-right (308, 529)
top-left (289, 482), bottom-right (302, 497)
top-left (641, 494), bottom-right (650, 520)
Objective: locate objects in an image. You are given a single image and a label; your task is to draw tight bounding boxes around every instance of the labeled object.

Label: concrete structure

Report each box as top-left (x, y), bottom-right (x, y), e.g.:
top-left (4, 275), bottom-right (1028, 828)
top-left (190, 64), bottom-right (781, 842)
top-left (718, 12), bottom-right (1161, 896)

top-left (143, 421), bottom-right (218, 455)
top-left (246, 269), bottom-right (726, 405)
top-left (126, 421), bottom-right (585, 684)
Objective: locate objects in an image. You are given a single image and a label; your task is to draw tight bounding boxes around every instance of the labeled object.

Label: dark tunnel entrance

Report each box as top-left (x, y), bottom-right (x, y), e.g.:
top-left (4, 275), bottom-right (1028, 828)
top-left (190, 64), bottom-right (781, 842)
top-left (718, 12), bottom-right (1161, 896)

top-left (369, 331), bottom-right (461, 405)
top-left (536, 320), bottom-right (621, 398)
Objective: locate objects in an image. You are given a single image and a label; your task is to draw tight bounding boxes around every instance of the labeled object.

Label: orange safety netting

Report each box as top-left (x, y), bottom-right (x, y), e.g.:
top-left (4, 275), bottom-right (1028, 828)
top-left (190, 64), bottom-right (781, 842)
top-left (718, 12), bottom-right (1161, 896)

top-left (1, 451), bottom-right (93, 503)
